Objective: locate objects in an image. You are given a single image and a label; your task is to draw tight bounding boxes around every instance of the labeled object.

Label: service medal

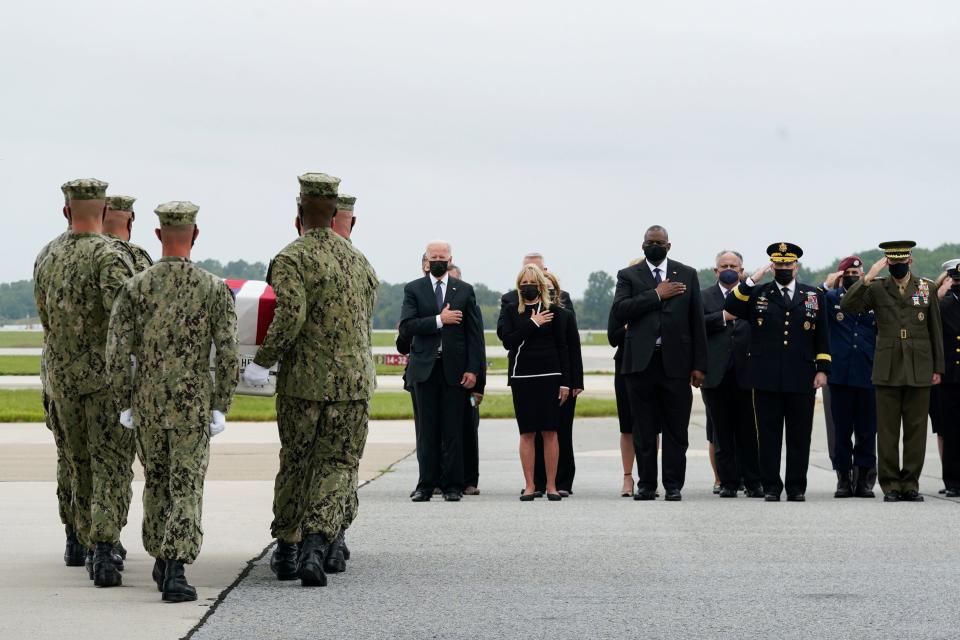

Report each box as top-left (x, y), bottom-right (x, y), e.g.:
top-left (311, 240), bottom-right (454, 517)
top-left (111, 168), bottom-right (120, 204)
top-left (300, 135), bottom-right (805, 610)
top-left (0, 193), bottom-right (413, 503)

top-left (757, 318), bottom-right (764, 326)
top-left (836, 312), bottom-right (844, 322)
top-left (918, 312), bottom-right (925, 321)
top-left (803, 321), bottom-right (811, 330)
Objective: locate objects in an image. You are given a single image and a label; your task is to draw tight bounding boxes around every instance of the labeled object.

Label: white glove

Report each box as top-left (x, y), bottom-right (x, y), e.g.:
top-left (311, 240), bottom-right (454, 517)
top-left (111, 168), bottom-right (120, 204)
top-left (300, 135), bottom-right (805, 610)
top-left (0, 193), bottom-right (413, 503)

top-left (119, 409), bottom-right (134, 430)
top-left (208, 410), bottom-right (226, 437)
top-left (243, 362), bottom-right (271, 388)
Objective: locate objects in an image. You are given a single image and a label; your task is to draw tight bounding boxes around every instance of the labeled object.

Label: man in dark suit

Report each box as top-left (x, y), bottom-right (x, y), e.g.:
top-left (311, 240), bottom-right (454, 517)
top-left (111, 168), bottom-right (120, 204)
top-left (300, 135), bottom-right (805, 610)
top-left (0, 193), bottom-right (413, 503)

top-left (448, 264), bottom-right (486, 496)
top-left (399, 241), bottom-right (485, 502)
top-left (700, 250), bottom-right (762, 498)
top-left (612, 225), bottom-right (708, 501)
top-left (496, 253), bottom-right (579, 496)
top-left (725, 242), bottom-right (831, 502)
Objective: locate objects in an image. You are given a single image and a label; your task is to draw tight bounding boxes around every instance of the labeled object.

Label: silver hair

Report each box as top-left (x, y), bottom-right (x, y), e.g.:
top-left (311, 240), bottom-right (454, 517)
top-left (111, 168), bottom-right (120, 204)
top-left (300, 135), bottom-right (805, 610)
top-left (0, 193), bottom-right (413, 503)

top-left (715, 250), bottom-right (744, 267)
top-left (523, 252), bottom-right (544, 263)
top-left (425, 239), bottom-right (452, 254)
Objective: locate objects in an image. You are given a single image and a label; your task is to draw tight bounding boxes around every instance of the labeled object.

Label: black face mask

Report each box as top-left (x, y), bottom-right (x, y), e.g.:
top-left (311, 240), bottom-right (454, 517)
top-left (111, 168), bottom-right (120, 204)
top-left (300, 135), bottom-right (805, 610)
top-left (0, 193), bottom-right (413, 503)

top-left (774, 269), bottom-right (794, 286)
top-left (951, 282), bottom-right (960, 295)
top-left (888, 262), bottom-right (909, 280)
top-left (429, 260), bottom-right (448, 278)
top-left (842, 275), bottom-right (860, 290)
top-left (643, 244), bottom-right (668, 264)
top-left (520, 285), bottom-right (540, 301)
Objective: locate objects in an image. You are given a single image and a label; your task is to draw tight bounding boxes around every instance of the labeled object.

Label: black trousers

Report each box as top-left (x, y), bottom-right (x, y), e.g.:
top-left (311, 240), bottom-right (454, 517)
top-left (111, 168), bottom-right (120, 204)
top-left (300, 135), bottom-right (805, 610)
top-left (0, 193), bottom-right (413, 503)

top-left (754, 390), bottom-right (815, 496)
top-left (939, 382), bottom-right (960, 491)
top-left (828, 383), bottom-right (877, 473)
top-left (534, 396), bottom-right (577, 492)
top-left (625, 351), bottom-right (692, 492)
top-left (701, 371), bottom-right (761, 491)
top-left (463, 402), bottom-right (480, 488)
top-left (413, 361), bottom-right (466, 493)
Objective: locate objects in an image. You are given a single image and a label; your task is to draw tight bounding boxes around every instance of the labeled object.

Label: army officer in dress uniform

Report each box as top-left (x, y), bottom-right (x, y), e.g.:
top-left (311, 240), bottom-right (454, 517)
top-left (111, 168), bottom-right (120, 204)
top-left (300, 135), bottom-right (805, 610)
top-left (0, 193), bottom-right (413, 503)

top-left (841, 241), bottom-right (944, 502)
top-left (724, 242), bottom-right (831, 502)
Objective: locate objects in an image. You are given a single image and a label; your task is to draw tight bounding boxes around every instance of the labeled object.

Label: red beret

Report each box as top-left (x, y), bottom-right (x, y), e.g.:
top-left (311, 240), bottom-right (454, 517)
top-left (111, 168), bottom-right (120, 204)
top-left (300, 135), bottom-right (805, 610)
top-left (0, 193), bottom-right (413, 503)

top-left (838, 256), bottom-right (862, 271)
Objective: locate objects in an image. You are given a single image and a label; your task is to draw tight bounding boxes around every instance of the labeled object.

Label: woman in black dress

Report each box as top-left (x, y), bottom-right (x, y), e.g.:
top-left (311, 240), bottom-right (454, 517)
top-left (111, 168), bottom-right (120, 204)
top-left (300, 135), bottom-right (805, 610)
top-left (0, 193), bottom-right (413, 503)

top-left (500, 264), bottom-right (571, 501)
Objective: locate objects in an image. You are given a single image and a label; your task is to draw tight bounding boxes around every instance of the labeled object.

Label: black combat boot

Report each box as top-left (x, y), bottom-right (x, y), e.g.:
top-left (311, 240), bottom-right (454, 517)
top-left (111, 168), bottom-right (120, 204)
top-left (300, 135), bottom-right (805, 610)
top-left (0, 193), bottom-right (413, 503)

top-left (64, 528), bottom-right (86, 567)
top-left (270, 540), bottom-right (298, 581)
top-left (834, 470), bottom-right (853, 498)
top-left (853, 466), bottom-right (877, 498)
top-left (162, 559), bottom-right (198, 603)
top-left (114, 541), bottom-right (128, 560)
top-left (152, 558), bottom-right (167, 592)
top-left (297, 533), bottom-right (330, 587)
top-left (85, 549), bottom-right (94, 580)
top-left (92, 542), bottom-right (122, 587)
top-left (110, 544), bottom-right (125, 571)
top-left (341, 533), bottom-right (351, 561)
top-left (323, 531), bottom-right (347, 574)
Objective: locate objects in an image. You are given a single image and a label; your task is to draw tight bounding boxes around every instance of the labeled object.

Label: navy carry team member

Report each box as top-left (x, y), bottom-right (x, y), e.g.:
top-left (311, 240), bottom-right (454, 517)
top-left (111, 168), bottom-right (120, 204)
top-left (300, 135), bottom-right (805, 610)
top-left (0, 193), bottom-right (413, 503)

top-left (725, 243), bottom-right (831, 502)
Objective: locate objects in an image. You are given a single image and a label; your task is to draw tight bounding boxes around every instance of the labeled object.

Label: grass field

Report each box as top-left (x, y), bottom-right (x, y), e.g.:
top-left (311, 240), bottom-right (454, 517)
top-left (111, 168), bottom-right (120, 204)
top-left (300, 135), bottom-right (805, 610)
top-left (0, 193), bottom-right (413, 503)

top-left (372, 331), bottom-right (610, 348)
top-left (0, 332), bottom-right (44, 348)
top-left (0, 389), bottom-right (618, 422)
top-left (0, 356), bottom-right (41, 375)
top-left (0, 356), bottom-right (513, 377)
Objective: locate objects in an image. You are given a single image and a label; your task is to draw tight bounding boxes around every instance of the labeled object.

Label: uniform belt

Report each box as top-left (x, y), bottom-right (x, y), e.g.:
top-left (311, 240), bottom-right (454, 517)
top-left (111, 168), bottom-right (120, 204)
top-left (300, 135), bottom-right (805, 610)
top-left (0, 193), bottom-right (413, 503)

top-left (900, 329), bottom-right (908, 339)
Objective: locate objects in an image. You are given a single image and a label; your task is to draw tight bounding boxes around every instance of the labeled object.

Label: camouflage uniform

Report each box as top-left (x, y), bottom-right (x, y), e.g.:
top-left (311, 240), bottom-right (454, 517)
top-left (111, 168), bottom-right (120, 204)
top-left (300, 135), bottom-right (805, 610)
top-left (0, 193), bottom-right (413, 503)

top-left (107, 250), bottom-right (238, 564)
top-left (253, 226), bottom-right (378, 544)
top-left (102, 233), bottom-right (153, 533)
top-left (34, 232), bottom-right (135, 548)
top-left (34, 230), bottom-right (74, 533)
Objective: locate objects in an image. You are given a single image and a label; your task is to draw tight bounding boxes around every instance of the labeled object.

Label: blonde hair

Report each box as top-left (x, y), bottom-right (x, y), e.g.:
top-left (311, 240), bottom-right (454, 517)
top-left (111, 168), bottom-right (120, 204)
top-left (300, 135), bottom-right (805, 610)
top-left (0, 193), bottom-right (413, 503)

top-left (515, 264), bottom-right (552, 313)
top-left (544, 272), bottom-right (564, 308)
top-left (935, 271), bottom-right (950, 288)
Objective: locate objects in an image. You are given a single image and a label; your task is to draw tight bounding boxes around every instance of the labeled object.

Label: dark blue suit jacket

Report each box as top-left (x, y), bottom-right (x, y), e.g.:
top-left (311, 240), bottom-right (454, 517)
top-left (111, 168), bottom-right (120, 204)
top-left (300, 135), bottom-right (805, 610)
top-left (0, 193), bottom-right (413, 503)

top-left (823, 286), bottom-right (875, 389)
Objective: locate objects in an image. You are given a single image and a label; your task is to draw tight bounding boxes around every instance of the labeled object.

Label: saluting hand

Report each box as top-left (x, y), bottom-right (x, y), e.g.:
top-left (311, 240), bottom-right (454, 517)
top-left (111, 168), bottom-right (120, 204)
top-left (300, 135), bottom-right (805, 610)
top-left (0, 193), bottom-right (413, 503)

top-left (656, 280), bottom-right (686, 300)
top-left (825, 271), bottom-right (844, 289)
top-left (440, 304), bottom-right (463, 325)
top-left (750, 263), bottom-right (773, 283)
top-left (864, 257), bottom-right (888, 283)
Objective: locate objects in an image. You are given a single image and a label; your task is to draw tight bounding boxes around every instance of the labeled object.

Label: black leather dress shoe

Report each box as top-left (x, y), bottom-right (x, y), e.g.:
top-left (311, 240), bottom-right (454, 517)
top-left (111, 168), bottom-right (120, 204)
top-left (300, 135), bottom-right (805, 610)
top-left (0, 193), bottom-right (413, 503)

top-left (633, 488), bottom-right (656, 501)
top-left (883, 490), bottom-right (901, 502)
top-left (764, 493), bottom-right (781, 502)
top-left (443, 491), bottom-right (462, 502)
top-left (162, 559), bottom-right (197, 602)
top-left (745, 486), bottom-right (765, 498)
top-left (834, 471), bottom-right (853, 498)
top-left (787, 494), bottom-right (806, 502)
top-left (901, 490), bottom-right (924, 502)
top-left (271, 541), bottom-right (298, 580)
top-left (664, 489), bottom-right (682, 502)
top-left (297, 533), bottom-right (330, 587)
top-left (945, 488), bottom-right (960, 498)
top-left (411, 490), bottom-right (432, 502)
top-left (718, 487), bottom-right (737, 498)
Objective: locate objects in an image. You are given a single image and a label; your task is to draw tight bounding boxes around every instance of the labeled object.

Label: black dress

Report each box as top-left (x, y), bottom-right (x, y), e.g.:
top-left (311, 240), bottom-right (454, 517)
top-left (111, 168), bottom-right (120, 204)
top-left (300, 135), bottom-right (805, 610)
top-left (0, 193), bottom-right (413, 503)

top-left (500, 301), bottom-right (570, 433)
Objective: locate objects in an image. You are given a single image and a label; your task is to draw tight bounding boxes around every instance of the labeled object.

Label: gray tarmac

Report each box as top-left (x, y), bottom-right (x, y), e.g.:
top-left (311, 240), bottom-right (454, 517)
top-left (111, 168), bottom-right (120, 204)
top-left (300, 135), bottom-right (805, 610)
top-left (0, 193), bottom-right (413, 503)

top-left (191, 414), bottom-right (960, 640)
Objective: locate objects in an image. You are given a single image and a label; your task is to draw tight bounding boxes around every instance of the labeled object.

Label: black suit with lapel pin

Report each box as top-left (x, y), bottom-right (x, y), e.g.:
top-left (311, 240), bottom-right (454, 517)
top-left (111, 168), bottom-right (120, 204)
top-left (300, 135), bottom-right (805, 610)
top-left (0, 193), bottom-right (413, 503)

top-left (612, 257), bottom-right (708, 497)
top-left (400, 274), bottom-right (485, 497)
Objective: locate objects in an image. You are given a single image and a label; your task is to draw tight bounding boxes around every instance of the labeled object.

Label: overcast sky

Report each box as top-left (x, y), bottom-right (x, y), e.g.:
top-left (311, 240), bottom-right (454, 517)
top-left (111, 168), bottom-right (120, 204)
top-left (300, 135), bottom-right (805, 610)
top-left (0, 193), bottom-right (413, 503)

top-left (2, 1), bottom-right (958, 295)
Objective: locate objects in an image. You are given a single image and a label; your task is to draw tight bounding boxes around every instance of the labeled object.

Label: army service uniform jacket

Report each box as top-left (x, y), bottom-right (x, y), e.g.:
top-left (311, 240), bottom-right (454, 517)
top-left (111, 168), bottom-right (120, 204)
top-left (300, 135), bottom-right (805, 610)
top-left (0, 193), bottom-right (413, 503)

top-left (724, 280), bottom-right (831, 394)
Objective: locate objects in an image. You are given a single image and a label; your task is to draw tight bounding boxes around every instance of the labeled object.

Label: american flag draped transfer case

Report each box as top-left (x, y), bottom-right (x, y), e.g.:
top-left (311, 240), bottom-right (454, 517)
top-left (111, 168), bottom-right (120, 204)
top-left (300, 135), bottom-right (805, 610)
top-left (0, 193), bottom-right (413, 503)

top-left (213, 279), bottom-right (278, 397)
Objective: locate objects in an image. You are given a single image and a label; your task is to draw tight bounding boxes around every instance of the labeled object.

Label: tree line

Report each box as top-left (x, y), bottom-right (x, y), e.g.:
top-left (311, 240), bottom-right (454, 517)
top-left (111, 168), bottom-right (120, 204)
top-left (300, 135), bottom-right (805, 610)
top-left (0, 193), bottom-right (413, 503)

top-left (5, 246), bottom-right (958, 329)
